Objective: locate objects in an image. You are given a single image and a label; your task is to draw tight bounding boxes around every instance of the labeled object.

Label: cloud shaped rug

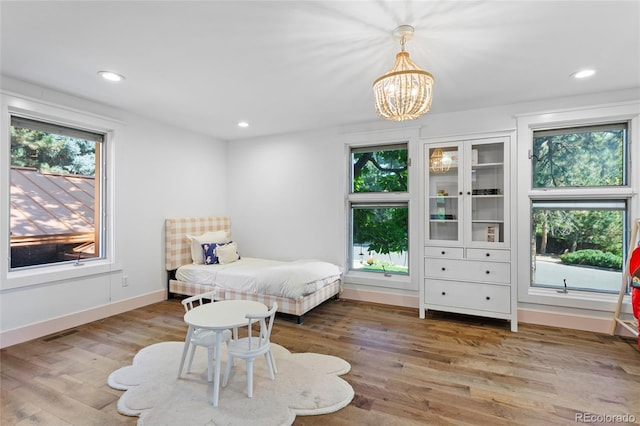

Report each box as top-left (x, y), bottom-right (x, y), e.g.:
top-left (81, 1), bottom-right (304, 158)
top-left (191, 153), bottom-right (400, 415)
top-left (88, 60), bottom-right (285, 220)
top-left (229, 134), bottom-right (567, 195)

top-left (108, 341), bottom-right (354, 426)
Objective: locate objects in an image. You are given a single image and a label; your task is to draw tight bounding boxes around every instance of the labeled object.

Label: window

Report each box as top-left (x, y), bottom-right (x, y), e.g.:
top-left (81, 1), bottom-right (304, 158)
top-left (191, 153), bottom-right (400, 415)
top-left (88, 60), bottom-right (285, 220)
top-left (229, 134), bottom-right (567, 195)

top-left (532, 124), bottom-right (626, 188)
top-left (529, 123), bottom-right (629, 294)
top-left (10, 116), bottom-right (105, 269)
top-left (349, 144), bottom-right (409, 275)
top-left (531, 200), bottom-right (626, 293)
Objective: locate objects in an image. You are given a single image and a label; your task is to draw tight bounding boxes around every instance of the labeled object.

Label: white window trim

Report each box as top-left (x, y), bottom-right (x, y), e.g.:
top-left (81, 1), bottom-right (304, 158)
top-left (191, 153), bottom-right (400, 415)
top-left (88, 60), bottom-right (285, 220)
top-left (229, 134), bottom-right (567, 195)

top-left (515, 101), bottom-right (640, 313)
top-left (342, 127), bottom-right (420, 292)
top-left (1, 92), bottom-right (123, 290)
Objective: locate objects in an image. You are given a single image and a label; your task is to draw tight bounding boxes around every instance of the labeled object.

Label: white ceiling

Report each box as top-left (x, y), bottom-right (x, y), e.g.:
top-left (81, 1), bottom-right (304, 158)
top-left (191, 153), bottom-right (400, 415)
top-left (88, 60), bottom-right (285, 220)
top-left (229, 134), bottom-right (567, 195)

top-left (2, 1), bottom-right (639, 141)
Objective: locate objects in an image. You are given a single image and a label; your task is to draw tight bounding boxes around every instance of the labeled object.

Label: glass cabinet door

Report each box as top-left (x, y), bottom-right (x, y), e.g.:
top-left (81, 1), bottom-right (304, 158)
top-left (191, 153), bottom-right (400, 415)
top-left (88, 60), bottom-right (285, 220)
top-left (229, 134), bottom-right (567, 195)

top-left (468, 140), bottom-right (505, 244)
top-left (426, 144), bottom-right (462, 243)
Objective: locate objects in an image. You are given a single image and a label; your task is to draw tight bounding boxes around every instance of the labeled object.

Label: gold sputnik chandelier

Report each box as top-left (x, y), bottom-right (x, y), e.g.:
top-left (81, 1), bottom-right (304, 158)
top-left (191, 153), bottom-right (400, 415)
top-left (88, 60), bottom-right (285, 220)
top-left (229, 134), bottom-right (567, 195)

top-left (373, 25), bottom-right (434, 121)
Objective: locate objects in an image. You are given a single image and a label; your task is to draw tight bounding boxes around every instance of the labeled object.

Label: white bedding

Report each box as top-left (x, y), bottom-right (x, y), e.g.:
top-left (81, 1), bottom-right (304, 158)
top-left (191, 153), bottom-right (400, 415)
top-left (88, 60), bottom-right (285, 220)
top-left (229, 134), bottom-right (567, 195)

top-left (175, 257), bottom-right (342, 299)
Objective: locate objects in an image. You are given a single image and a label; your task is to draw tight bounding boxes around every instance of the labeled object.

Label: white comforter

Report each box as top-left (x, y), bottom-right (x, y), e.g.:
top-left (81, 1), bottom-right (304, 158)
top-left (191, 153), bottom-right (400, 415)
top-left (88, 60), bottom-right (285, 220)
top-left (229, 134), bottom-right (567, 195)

top-left (175, 257), bottom-right (342, 299)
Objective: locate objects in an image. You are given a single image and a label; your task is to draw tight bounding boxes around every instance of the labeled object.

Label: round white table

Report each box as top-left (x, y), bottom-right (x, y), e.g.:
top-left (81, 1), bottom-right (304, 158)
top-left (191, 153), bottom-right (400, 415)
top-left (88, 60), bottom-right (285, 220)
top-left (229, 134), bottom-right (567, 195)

top-left (178, 299), bottom-right (267, 407)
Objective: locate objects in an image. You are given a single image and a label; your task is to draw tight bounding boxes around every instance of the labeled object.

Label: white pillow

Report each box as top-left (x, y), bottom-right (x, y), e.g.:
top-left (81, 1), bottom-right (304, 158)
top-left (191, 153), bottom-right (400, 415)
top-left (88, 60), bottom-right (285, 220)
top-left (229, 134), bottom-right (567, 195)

top-left (215, 241), bottom-right (239, 264)
top-left (186, 230), bottom-right (229, 264)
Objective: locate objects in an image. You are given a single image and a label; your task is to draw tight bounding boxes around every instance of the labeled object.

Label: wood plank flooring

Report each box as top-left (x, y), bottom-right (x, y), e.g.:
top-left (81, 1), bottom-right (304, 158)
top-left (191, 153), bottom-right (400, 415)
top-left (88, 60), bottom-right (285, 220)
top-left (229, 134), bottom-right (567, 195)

top-left (1, 298), bottom-right (639, 425)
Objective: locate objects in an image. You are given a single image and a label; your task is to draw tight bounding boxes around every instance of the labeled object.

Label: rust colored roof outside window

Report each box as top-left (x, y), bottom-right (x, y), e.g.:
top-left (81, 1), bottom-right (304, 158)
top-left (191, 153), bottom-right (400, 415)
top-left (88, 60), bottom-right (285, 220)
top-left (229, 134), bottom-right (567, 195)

top-left (10, 167), bottom-right (95, 240)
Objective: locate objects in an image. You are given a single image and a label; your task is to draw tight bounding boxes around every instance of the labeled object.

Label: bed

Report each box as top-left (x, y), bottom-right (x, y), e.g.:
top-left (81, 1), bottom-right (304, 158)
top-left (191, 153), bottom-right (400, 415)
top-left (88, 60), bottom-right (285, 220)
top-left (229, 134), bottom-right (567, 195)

top-left (165, 216), bottom-right (342, 323)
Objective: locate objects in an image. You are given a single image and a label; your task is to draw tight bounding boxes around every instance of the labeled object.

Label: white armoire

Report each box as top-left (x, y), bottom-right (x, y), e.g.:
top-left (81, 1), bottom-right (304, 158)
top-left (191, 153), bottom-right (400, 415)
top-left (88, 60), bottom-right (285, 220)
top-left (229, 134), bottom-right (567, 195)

top-left (421, 133), bottom-right (517, 332)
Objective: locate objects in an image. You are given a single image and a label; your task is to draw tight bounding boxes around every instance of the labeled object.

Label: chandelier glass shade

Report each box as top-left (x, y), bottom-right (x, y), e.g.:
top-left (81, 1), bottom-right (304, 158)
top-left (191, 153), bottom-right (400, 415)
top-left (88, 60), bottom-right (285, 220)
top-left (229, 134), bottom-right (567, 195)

top-left (373, 26), bottom-right (434, 121)
top-left (430, 148), bottom-right (451, 173)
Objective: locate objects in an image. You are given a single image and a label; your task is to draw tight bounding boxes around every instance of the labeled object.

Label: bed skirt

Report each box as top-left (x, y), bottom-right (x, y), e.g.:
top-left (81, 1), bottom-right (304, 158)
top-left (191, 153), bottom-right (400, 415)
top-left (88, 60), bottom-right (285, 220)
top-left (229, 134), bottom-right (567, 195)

top-left (169, 278), bottom-right (341, 319)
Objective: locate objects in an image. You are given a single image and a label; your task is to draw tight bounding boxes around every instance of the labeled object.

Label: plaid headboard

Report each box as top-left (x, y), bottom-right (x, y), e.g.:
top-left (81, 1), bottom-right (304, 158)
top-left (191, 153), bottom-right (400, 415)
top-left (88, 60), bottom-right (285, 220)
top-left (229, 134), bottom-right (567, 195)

top-left (165, 216), bottom-right (231, 270)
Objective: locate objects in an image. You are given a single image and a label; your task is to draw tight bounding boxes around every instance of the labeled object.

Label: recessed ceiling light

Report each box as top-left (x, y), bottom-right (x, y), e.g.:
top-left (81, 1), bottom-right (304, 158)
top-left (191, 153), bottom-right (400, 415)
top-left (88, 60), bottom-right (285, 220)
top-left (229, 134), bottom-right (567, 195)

top-left (98, 71), bottom-right (125, 82)
top-left (572, 69), bottom-right (596, 79)
top-left (237, 121), bottom-right (249, 128)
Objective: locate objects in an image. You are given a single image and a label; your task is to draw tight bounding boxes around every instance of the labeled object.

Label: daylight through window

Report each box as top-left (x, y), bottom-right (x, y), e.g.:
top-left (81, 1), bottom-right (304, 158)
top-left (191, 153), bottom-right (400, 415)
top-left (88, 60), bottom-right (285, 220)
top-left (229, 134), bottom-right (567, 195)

top-left (530, 123), bottom-right (629, 293)
top-left (10, 116), bottom-right (105, 269)
top-left (349, 144), bottom-right (409, 275)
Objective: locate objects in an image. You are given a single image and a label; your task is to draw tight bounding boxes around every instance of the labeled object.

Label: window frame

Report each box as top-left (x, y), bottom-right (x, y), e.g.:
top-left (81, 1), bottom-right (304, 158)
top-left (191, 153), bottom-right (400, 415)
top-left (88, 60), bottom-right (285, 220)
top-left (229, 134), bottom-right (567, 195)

top-left (343, 128), bottom-right (419, 292)
top-left (9, 115), bottom-right (106, 270)
top-left (516, 102), bottom-right (639, 312)
top-left (530, 198), bottom-right (628, 293)
top-left (532, 122), bottom-right (628, 189)
top-left (349, 200), bottom-right (410, 276)
top-left (1, 93), bottom-right (121, 290)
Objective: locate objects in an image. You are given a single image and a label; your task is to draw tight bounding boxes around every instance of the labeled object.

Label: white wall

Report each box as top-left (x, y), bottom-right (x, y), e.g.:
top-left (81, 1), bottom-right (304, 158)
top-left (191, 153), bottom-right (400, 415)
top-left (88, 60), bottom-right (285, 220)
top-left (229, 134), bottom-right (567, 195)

top-left (0, 78), bottom-right (227, 347)
top-left (112, 112), bottom-right (228, 299)
top-left (226, 89), bottom-right (639, 266)
top-left (225, 88), bottom-right (640, 332)
top-left (226, 128), bottom-right (344, 265)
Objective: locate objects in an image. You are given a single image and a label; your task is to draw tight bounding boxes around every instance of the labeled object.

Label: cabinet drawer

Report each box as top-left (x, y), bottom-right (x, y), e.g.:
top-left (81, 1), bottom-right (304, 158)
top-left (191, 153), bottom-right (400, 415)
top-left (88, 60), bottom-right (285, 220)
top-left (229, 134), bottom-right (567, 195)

top-left (425, 279), bottom-right (511, 314)
top-left (425, 258), bottom-right (510, 284)
top-left (466, 248), bottom-right (510, 261)
top-left (425, 246), bottom-right (464, 259)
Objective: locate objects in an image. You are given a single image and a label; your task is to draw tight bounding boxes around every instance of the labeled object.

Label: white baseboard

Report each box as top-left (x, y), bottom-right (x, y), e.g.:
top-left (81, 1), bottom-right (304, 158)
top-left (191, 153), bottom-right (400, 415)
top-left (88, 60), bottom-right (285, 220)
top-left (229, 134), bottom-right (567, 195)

top-left (0, 290), bottom-right (167, 349)
top-left (340, 290), bottom-right (637, 337)
top-left (518, 308), bottom-right (637, 337)
top-left (340, 288), bottom-right (419, 309)
top-left (3, 289), bottom-right (634, 349)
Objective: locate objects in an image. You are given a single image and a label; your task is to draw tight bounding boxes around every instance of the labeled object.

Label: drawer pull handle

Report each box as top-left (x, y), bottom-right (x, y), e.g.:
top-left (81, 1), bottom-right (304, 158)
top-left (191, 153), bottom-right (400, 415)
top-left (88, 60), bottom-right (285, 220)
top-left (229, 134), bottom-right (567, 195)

top-left (442, 291), bottom-right (446, 296)
top-left (486, 296), bottom-right (491, 300)
top-left (442, 267), bottom-right (446, 271)
top-left (459, 191), bottom-right (463, 195)
top-left (486, 253), bottom-right (490, 257)
top-left (441, 251), bottom-right (446, 255)
top-left (485, 270), bottom-right (490, 274)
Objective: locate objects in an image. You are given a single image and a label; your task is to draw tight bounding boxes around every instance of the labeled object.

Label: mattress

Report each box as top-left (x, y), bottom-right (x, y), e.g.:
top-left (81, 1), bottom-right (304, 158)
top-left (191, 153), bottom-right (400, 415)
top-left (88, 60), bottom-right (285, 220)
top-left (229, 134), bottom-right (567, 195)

top-left (176, 257), bottom-right (342, 300)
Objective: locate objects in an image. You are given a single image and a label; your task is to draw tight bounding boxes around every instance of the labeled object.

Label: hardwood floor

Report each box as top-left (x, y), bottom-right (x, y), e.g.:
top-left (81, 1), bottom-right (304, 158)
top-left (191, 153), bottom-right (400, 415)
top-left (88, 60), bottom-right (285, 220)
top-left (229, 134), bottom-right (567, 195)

top-left (1, 298), bottom-right (639, 425)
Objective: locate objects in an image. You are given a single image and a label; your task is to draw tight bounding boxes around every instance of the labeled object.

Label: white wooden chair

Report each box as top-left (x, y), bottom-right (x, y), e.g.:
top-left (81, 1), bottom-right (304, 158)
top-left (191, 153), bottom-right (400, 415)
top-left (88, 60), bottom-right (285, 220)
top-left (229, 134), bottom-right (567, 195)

top-left (179, 290), bottom-right (232, 382)
top-left (222, 302), bottom-right (278, 398)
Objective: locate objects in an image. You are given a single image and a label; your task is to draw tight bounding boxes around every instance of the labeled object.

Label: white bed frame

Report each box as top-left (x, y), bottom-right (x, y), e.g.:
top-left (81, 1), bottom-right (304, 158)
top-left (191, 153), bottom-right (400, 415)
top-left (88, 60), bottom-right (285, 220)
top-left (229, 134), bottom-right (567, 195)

top-left (165, 216), bottom-right (341, 323)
